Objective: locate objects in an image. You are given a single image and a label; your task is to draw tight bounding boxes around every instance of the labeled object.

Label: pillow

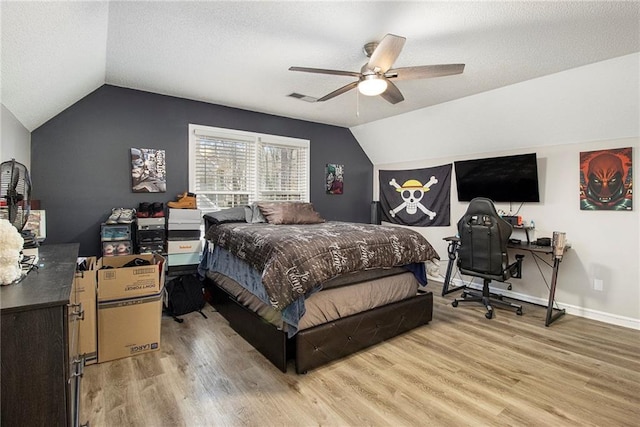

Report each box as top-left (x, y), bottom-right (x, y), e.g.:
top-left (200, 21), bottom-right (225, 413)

top-left (256, 202), bottom-right (325, 225)
top-left (244, 203), bottom-right (267, 223)
top-left (203, 207), bottom-right (247, 225)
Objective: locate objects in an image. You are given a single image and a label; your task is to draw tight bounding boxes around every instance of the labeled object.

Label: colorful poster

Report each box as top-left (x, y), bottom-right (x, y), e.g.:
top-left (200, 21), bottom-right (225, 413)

top-left (379, 164), bottom-right (452, 226)
top-left (326, 164), bottom-right (344, 195)
top-left (131, 148), bottom-right (167, 193)
top-left (580, 147), bottom-right (632, 210)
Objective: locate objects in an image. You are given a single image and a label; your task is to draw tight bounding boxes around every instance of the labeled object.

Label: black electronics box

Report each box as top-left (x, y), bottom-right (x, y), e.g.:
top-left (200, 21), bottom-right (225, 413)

top-left (536, 237), bottom-right (551, 246)
top-left (503, 215), bottom-right (522, 226)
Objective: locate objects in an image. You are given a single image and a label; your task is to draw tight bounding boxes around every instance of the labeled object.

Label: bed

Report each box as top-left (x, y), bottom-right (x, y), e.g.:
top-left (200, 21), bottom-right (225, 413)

top-left (198, 202), bottom-right (440, 374)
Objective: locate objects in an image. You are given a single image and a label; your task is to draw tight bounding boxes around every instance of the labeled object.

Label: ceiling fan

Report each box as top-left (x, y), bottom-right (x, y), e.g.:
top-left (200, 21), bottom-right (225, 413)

top-left (289, 33), bottom-right (465, 104)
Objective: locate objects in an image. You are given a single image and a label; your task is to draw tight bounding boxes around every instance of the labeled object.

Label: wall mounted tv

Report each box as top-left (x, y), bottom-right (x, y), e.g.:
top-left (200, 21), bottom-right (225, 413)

top-left (454, 153), bottom-right (540, 202)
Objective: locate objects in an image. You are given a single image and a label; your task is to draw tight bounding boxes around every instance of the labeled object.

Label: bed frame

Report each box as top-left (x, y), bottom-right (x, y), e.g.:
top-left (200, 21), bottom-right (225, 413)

top-left (203, 276), bottom-right (433, 374)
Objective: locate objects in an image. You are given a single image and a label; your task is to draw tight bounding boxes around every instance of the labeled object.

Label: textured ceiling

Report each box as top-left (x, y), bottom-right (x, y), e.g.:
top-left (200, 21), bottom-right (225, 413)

top-left (2, 1), bottom-right (639, 132)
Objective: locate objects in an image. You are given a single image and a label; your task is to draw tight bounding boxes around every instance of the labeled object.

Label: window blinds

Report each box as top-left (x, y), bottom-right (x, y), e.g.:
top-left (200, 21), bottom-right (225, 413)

top-left (190, 126), bottom-right (309, 211)
top-left (193, 131), bottom-right (256, 209)
top-left (257, 139), bottom-right (309, 201)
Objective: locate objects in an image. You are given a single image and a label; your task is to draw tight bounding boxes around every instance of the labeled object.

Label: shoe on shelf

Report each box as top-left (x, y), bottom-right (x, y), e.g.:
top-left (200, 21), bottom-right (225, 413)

top-left (167, 192), bottom-right (197, 209)
top-left (151, 202), bottom-right (165, 217)
top-left (137, 202), bottom-right (151, 218)
top-left (116, 242), bottom-right (130, 255)
top-left (106, 208), bottom-right (122, 224)
top-left (117, 208), bottom-right (136, 224)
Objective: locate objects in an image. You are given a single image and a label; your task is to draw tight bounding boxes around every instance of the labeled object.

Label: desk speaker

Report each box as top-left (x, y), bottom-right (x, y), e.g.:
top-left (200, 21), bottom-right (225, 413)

top-left (371, 201), bottom-right (381, 225)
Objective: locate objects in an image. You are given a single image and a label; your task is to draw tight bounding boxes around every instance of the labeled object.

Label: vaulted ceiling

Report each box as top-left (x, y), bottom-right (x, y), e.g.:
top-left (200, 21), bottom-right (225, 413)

top-left (2, 1), bottom-right (639, 132)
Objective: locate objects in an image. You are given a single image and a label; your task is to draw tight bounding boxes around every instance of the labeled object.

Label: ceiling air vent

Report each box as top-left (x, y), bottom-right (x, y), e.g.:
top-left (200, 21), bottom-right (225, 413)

top-left (288, 93), bottom-right (318, 103)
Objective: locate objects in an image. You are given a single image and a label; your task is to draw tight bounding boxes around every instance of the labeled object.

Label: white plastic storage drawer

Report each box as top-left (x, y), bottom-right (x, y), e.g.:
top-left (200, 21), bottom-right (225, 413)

top-left (167, 239), bottom-right (202, 254)
top-left (166, 252), bottom-right (201, 266)
top-left (102, 240), bottom-right (133, 257)
top-left (101, 224), bottom-right (131, 241)
top-left (137, 217), bottom-right (166, 230)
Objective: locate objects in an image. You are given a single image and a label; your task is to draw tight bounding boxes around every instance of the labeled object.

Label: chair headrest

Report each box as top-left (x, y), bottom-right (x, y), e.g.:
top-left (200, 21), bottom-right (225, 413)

top-left (464, 197), bottom-right (500, 217)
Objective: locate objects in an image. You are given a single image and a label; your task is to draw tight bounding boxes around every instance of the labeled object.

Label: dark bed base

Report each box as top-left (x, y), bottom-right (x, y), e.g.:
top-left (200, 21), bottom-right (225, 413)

top-left (203, 277), bottom-right (433, 374)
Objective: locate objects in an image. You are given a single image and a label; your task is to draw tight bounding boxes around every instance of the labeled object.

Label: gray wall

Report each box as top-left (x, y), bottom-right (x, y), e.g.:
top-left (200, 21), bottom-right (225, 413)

top-left (31, 85), bottom-right (373, 256)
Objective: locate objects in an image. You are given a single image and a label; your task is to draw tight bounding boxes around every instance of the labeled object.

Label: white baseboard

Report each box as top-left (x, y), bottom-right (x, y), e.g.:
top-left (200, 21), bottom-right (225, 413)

top-left (435, 276), bottom-right (640, 331)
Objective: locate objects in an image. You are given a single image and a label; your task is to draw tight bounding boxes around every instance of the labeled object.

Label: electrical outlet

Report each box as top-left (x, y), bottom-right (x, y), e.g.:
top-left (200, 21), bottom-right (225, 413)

top-left (594, 278), bottom-right (604, 291)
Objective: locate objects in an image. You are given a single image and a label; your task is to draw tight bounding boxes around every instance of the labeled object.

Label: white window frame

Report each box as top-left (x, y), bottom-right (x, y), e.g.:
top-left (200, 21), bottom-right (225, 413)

top-left (188, 124), bottom-right (310, 213)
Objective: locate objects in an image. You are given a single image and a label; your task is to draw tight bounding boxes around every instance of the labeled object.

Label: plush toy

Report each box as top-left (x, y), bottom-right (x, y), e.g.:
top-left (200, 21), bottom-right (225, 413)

top-left (0, 218), bottom-right (24, 285)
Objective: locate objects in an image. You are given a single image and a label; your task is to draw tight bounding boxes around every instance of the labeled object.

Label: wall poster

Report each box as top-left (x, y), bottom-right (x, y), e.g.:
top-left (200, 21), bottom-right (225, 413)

top-left (579, 147), bottom-right (632, 210)
top-left (131, 148), bottom-right (167, 193)
top-left (326, 164), bottom-right (344, 195)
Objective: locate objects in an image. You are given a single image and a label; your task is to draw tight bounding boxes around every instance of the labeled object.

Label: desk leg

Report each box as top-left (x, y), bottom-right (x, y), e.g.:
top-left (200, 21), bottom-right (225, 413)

top-left (545, 257), bottom-right (566, 326)
top-left (441, 240), bottom-right (466, 297)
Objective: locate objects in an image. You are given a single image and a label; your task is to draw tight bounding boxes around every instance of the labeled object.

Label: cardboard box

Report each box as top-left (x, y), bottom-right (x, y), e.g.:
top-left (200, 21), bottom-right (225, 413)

top-left (167, 230), bottom-right (201, 240)
top-left (75, 257), bottom-right (97, 364)
top-left (97, 254), bottom-right (165, 301)
top-left (166, 221), bottom-right (201, 230)
top-left (167, 239), bottom-right (202, 254)
top-left (167, 252), bottom-right (201, 266)
top-left (168, 208), bottom-right (202, 222)
top-left (97, 291), bottom-right (163, 363)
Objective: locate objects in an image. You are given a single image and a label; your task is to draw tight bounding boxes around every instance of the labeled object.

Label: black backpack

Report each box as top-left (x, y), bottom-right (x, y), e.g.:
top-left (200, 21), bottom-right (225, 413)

top-left (165, 274), bottom-right (207, 322)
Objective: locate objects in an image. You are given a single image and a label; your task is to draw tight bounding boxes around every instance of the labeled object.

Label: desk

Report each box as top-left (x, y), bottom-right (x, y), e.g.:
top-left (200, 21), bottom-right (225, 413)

top-left (441, 236), bottom-right (568, 327)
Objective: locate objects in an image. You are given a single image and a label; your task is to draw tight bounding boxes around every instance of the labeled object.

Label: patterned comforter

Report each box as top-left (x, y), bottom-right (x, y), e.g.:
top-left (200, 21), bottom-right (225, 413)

top-left (204, 221), bottom-right (440, 311)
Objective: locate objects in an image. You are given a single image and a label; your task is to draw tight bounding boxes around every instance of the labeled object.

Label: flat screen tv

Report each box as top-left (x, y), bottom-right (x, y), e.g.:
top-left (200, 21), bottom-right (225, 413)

top-left (454, 153), bottom-right (540, 202)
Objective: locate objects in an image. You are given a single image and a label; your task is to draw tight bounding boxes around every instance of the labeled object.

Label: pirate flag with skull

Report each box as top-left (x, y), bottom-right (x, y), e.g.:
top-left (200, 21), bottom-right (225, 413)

top-left (379, 164), bottom-right (452, 226)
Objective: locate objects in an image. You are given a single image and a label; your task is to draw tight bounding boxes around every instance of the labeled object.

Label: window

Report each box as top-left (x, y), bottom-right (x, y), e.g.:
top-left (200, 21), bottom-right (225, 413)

top-left (189, 124), bottom-right (310, 212)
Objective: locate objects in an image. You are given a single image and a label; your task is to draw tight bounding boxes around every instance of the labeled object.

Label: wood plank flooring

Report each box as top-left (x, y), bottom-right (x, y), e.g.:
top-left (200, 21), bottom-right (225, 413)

top-left (81, 283), bottom-right (640, 426)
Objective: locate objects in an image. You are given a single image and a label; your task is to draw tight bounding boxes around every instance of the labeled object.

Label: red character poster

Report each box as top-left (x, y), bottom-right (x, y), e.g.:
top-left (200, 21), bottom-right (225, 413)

top-left (580, 147), bottom-right (632, 210)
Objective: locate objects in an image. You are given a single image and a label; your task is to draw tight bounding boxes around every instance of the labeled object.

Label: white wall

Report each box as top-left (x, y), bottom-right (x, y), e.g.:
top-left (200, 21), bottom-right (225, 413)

top-left (1, 103), bottom-right (31, 167)
top-left (352, 54), bottom-right (640, 329)
top-left (352, 53), bottom-right (639, 165)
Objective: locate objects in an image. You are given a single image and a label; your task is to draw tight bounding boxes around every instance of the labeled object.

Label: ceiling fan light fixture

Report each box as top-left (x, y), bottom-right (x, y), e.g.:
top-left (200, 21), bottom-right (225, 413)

top-left (358, 75), bottom-right (387, 96)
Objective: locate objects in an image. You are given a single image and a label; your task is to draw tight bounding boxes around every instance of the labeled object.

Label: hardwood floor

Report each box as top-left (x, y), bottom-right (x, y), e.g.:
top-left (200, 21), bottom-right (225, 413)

top-left (81, 283), bottom-right (640, 426)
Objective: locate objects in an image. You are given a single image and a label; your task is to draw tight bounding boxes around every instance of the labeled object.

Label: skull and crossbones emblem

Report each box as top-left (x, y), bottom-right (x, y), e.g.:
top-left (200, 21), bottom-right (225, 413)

top-left (389, 176), bottom-right (438, 219)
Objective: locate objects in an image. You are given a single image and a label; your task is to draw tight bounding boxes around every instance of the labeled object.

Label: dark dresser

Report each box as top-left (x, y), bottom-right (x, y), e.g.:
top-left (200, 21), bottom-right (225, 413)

top-left (1, 243), bottom-right (84, 426)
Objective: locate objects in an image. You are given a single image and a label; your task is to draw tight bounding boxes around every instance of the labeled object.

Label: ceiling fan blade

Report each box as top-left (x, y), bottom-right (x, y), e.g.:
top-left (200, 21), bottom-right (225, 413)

top-left (387, 64), bottom-right (465, 81)
top-left (366, 34), bottom-right (406, 73)
top-left (380, 80), bottom-right (404, 104)
top-left (289, 66), bottom-right (360, 78)
top-left (317, 81), bottom-right (359, 102)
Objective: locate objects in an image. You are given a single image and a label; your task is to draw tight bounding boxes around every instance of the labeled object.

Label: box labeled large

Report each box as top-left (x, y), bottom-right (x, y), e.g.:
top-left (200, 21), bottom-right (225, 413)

top-left (97, 291), bottom-right (162, 363)
top-left (75, 257), bottom-right (97, 364)
top-left (97, 254), bottom-right (165, 301)
top-left (167, 239), bottom-right (202, 254)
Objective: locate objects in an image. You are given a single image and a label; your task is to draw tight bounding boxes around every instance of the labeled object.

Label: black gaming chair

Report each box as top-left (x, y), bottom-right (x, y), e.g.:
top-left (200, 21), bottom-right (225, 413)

top-left (452, 197), bottom-right (524, 319)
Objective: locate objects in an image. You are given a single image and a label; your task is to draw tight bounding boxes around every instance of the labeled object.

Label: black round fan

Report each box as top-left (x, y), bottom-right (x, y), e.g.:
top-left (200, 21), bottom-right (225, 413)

top-left (1, 159), bottom-right (32, 231)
